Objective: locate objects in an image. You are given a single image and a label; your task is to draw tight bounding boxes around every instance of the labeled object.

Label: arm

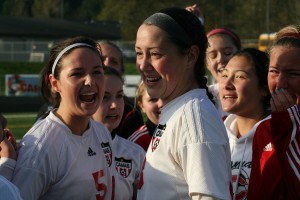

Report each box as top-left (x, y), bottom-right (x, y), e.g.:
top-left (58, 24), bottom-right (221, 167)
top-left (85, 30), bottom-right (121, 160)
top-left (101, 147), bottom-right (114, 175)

top-left (269, 89), bottom-right (300, 197)
top-left (12, 140), bottom-right (51, 200)
top-left (185, 3), bottom-right (204, 25)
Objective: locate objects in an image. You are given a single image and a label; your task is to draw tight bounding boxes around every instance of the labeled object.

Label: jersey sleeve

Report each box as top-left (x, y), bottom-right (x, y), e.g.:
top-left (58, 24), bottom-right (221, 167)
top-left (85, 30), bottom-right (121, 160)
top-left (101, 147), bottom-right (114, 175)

top-left (12, 135), bottom-right (53, 200)
top-left (270, 105), bottom-right (300, 198)
top-left (179, 142), bottom-right (231, 200)
top-left (12, 149), bottom-right (51, 199)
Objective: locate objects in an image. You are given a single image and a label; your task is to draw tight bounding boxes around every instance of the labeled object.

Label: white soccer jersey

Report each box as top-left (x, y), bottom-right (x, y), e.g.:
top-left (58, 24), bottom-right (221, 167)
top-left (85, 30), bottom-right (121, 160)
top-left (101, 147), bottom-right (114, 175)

top-left (12, 111), bottom-right (113, 200)
top-left (0, 175), bottom-right (22, 200)
top-left (112, 135), bottom-right (145, 200)
top-left (137, 89), bottom-right (232, 200)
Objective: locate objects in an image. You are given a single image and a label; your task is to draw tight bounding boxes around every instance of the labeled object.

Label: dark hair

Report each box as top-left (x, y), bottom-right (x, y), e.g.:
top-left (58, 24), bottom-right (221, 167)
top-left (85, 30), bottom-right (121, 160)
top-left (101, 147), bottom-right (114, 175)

top-left (233, 48), bottom-right (271, 110)
top-left (98, 41), bottom-right (125, 74)
top-left (158, 7), bottom-right (214, 102)
top-left (40, 36), bottom-right (101, 106)
top-left (104, 66), bottom-right (124, 84)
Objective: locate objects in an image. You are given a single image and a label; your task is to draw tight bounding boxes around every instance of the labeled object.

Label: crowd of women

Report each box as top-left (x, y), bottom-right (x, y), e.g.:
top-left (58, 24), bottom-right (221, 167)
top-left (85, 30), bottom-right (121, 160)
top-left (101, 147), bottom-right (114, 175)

top-left (0, 3), bottom-right (300, 200)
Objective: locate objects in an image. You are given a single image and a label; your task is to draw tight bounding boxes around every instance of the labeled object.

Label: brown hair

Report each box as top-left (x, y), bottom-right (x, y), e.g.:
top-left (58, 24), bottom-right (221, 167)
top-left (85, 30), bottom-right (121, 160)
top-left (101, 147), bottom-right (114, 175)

top-left (40, 36), bottom-right (101, 106)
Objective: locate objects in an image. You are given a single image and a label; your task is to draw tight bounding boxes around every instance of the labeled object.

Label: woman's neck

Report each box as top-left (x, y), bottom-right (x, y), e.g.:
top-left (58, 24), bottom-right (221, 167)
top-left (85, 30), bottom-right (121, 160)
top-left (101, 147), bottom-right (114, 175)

top-left (55, 109), bottom-right (89, 136)
top-left (235, 110), bottom-right (265, 138)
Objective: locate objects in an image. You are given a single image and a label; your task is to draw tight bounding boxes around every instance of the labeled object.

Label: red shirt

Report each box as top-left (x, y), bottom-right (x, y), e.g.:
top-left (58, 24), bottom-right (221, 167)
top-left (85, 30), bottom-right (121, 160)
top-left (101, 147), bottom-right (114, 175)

top-left (248, 105), bottom-right (300, 200)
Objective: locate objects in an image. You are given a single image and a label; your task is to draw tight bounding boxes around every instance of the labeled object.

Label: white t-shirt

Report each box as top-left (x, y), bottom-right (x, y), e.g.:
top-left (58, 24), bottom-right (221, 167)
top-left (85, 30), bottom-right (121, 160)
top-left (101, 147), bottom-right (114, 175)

top-left (225, 114), bottom-right (270, 199)
top-left (137, 89), bottom-right (232, 200)
top-left (112, 135), bottom-right (145, 200)
top-left (12, 111), bottom-right (113, 200)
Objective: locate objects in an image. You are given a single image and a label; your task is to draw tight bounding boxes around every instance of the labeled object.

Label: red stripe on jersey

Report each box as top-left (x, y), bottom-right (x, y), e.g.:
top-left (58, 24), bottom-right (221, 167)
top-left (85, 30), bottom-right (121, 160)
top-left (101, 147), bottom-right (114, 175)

top-left (128, 125), bottom-right (147, 142)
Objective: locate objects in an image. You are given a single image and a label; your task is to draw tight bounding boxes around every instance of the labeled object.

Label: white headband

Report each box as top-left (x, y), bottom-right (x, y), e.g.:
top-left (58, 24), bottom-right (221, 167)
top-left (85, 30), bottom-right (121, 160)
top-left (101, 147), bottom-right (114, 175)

top-left (51, 43), bottom-right (93, 75)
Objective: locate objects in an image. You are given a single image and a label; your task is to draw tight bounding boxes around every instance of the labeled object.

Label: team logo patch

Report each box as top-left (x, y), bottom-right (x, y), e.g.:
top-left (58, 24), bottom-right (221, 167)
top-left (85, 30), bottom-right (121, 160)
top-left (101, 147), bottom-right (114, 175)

top-left (151, 124), bottom-right (166, 152)
top-left (115, 157), bottom-right (132, 178)
top-left (101, 142), bottom-right (112, 167)
top-left (232, 167), bottom-right (250, 200)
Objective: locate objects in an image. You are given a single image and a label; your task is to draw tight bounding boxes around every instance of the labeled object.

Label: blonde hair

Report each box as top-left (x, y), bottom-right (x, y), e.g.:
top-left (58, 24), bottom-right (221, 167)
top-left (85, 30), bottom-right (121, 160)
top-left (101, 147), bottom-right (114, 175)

top-left (135, 81), bottom-right (146, 105)
top-left (270, 24), bottom-right (300, 52)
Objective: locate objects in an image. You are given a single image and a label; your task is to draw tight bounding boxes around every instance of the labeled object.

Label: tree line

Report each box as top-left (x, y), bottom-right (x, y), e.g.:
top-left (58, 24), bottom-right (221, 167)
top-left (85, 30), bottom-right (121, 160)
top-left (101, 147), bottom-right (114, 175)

top-left (0, 0), bottom-right (299, 40)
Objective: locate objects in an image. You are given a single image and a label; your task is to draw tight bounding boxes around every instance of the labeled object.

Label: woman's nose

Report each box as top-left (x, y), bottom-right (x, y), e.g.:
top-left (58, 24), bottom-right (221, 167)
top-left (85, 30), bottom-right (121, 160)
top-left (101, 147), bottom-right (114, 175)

top-left (276, 74), bottom-right (287, 90)
top-left (85, 74), bottom-right (95, 86)
top-left (138, 55), bottom-right (152, 72)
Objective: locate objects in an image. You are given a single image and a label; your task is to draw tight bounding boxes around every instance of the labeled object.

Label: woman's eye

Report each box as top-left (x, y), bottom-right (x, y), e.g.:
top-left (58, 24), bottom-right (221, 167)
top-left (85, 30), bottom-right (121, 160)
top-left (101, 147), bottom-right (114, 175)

top-left (207, 52), bottom-right (217, 59)
top-left (135, 51), bottom-right (142, 57)
top-left (235, 74), bottom-right (246, 79)
top-left (287, 72), bottom-right (300, 77)
top-left (224, 51), bottom-right (233, 56)
top-left (268, 69), bottom-right (279, 74)
top-left (220, 74), bottom-right (228, 79)
top-left (103, 94), bottom-right (110, 100)
top-left (149, 98), bottom-right (159, 103)
top-left (151, 52), bottom-right (162, 58)
top-left (71, 72), bottom-right (82, 77)
top-left (117, 93), bottom-right (124, 99)
top-left (93, 70), bottom-right (103, 75)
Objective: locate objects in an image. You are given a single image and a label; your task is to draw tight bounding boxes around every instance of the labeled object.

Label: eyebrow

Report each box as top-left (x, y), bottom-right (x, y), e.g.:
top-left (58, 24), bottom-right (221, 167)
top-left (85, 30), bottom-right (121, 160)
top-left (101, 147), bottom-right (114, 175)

top-left (72, 65), bottom-right (103, 70)
top-left (221, 68), bottom-right (250, 74)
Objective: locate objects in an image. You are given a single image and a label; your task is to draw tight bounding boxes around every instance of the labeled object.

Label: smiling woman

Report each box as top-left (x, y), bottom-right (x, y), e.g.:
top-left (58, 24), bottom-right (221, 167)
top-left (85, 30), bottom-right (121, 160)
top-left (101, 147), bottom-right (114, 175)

top-left (218, 48), bottom-right (270, 200)
top-left (135, 7), bottom-right (232, 200)
top-left (11, 36), bottom-right (114, 200)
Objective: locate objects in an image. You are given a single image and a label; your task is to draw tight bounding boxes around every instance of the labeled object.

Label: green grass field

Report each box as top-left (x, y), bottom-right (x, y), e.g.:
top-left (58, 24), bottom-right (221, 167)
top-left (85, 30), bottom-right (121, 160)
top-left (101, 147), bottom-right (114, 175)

top-left (3, 113), bottom-right (37, 140)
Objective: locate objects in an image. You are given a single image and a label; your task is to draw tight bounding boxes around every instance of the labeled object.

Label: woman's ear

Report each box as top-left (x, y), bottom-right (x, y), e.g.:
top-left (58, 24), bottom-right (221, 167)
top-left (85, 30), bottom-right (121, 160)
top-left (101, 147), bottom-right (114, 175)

top-left (187, 45), bottom-right (199, 68)
top-left (49, 74), bottom-right (60, 93)
top-left (137, 100), bottom-right (146, 113)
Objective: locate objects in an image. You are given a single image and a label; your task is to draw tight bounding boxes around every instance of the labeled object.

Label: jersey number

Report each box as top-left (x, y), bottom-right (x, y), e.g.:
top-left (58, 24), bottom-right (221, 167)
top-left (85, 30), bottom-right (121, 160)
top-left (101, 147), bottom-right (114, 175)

top-left (93, 170), bottom-right (107, 200)
top-left (137, 158), bottom-right (146, 189)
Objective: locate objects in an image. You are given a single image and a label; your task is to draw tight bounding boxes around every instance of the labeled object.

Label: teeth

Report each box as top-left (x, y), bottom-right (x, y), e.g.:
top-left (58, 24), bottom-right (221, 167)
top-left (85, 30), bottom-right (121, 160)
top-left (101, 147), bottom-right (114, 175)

top-left (146, 77), bottom-right (160, 82)
top-left (81, 92), bottom-right (95, 96)
top-left (224, 96), bottom-right (235, 99)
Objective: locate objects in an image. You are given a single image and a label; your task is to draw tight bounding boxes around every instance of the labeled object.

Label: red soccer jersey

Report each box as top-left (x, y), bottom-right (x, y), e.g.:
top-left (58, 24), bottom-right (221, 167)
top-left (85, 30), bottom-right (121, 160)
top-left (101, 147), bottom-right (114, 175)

top-left (248, 105), bottom-right (300, 200)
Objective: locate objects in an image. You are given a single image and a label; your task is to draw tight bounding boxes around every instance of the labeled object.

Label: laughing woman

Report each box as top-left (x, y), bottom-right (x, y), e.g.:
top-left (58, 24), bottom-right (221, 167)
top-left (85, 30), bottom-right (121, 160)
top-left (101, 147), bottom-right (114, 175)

top-left (12, 36), bottom-right (113, 200)
top-left (135, 7), bottom-right (231, 199)
top-left (218, 48), bottom-right (270, 200)
top-left (248, 24), bottom-right (300, 200)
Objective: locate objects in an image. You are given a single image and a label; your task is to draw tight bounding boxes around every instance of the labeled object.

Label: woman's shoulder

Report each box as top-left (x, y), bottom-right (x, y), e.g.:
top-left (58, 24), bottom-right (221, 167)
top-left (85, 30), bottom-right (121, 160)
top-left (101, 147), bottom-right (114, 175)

top-left (113, 135), bottom-right (145, 156)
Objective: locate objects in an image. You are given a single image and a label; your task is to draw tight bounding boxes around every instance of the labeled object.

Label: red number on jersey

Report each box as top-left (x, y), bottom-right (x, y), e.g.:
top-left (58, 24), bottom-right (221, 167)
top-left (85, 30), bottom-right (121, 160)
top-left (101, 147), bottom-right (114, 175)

top-left (93, 170), bottom-right (107, 200)
top-left (137, 158), bottom-right (146, 189)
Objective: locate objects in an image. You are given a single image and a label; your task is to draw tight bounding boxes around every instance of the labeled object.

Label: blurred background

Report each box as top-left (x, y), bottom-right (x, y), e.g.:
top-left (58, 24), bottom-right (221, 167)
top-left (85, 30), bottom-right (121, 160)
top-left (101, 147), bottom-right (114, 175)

top-left (1, 0), bottom-right (299, 139)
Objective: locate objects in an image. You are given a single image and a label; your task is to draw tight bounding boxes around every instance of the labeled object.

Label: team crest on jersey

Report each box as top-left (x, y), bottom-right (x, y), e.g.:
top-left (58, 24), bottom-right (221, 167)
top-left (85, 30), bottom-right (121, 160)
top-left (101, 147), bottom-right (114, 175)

top-left (115, 157), bottom-right (132, 178)
top-left (151, 124), bottom-right (166, 152)
top-left (101, 142), bottom-right (112, 167)
top-left (232, 167), bottom-right (250, 200)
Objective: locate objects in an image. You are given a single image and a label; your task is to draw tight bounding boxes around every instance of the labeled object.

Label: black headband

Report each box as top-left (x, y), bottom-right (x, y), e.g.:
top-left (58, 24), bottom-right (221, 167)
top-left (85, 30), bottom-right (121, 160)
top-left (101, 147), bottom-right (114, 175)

top-left (143, 12), bottom-right (191, 44)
